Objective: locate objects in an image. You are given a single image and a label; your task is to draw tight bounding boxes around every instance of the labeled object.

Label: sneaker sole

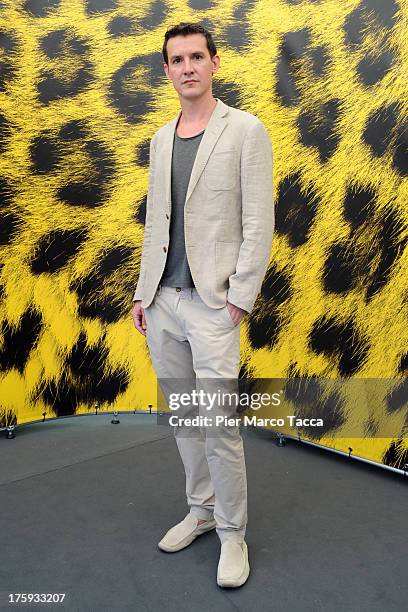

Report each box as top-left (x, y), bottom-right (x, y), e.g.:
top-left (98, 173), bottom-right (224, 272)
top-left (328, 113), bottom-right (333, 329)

top-left (158, 520), bottom-right (216, 553)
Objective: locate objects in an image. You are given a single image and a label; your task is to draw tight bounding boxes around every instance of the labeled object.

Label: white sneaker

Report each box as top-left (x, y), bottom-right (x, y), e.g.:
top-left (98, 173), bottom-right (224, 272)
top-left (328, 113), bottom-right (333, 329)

top-left (158, 513), bottom-right (216, 552)
top-left (217, 541), bottom-right (250, 587)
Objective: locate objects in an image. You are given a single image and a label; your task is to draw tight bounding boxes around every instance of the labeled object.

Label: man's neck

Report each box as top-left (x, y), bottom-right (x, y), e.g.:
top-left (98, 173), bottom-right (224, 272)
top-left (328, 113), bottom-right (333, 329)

top-left (178, 94), bottom-right (217, 126)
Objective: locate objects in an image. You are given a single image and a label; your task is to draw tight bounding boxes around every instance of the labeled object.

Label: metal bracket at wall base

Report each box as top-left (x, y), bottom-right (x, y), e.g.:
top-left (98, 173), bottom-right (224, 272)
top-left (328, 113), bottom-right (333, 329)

top-left (5, 425), bottom-right (16, 439)
top-left (276, 433), bottom-right (286, 447)
top-left (111, 411), bottom-right (120, 424)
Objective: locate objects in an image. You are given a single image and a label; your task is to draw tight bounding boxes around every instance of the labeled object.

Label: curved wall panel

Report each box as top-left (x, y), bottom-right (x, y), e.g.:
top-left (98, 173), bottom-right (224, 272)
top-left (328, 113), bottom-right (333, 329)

top-left (0, 0), bottom-right (406, 469)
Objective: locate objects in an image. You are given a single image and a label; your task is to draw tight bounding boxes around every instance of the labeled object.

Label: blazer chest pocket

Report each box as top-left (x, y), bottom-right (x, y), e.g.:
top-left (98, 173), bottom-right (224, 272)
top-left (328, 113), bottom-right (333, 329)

top-left (204, 150), bottom-right (236, 191)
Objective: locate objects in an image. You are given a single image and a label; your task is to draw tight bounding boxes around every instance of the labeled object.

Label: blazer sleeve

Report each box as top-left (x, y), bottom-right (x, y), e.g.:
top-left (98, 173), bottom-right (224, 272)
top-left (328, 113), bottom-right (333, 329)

top-left (133, 135), bottom-right (157, 302)
top-left (227, 119), bottom-right (274, 314)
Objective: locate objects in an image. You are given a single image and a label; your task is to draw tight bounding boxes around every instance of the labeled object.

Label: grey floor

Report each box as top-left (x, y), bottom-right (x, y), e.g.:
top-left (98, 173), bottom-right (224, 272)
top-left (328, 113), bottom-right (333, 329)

top-left (0, 414), bottom-right (407, 612)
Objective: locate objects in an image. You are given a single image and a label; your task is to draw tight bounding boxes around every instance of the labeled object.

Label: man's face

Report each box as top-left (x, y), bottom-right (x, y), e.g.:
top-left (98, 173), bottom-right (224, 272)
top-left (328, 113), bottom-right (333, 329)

top-left (164, 33), bottom-right (220, 100)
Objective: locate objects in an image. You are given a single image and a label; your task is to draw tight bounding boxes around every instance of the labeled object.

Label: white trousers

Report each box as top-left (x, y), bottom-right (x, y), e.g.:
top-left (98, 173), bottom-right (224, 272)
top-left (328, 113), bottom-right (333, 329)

top-left (144, 285), bottom-right (247, 544)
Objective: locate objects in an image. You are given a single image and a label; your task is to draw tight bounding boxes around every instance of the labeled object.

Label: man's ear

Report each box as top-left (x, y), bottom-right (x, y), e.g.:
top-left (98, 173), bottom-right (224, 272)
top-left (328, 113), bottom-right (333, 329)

top-left (211, 55), bottom-right (221, 75)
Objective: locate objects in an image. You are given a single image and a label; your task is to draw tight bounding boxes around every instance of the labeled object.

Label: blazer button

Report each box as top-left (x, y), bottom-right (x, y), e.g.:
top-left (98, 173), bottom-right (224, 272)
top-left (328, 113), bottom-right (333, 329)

top-left (166, 214), bottom-right (169, 219)
top-left (163, 246), bottom-right (167, 252)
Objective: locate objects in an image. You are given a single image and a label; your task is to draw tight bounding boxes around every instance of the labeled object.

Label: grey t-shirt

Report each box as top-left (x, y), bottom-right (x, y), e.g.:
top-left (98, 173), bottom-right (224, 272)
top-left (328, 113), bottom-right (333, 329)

top-left (159, 127), bottom-right (205, 288)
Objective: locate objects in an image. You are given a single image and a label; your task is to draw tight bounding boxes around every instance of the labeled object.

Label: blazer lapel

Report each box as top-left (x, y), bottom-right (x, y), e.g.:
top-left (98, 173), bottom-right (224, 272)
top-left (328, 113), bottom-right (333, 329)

top-left (163, 98), bottom-right (229, 212)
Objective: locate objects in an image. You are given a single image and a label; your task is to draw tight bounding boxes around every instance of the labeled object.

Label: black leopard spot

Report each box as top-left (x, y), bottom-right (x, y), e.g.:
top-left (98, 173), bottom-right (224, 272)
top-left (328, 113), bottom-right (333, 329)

top-left (99, 246), bottom-right (134, 276)
top-left (65, 333), bottom-right (128, 404)
top-left (386, 380), bottom-right (408, 414)
top-left (109, 51), bottom-right (166, 121)
top-left (40, 29), bottom-right (89, 59)
top-left (67, 332), bottom-right (108, 380)
top-left (59, 120), bottom-right (89, 141)
top-left (188, 0), bottom-right (214, 8)
top-left (38, 29), bottom-right (94, 104)
top-left (247, 308), bottom-right (283, 350)
top-left (398, 353), bottom-right (408, 374)
top-left (296, 392), bottom-right (346, 439)
top-left (57, 183), bottom-right (104, 208)
top-left (70, 246), bottom-right (135, 323)
top-left (41, 377), bottom-right (79, 417)
top-left (343, 184), bottom-right (376, 230)
top-left (134, 195), bottom-right (147, 226)
top-left (213, 82), bottom-right (242, 109)
top-left (0, 113), bottom-right (13, 154)
top-left (0, 177), bottom-right (15, 209)
top-left (357, 50), bottom-right (395, 87)
top-left (284, 376), bottom-right (322, 407)
top-left (366, 210), bottom-right (406, 300)
top-left (0, 309), bottom-right (42, 374)
top-left (275, 173), bottom-right (318, 247)
top-left (335, 325), bottom-right (370, 375)
top-left (298, 99), bottom-right (341, 162)
top-left (392, 123), bottom-right (408, 176)
top-left (343, 7), bottom-right (365, 47)
top-left (85, 139), bottom-right (117, 183)
top-left (363, 415), bottom-right (379, 436)
top-left (29, 133), bottom-right (62, 174)
top-left (0, 406), bottom-right (17, 428)
top-left (30, 229), bottom-right (88, 274)
top-left (283, 376), bottom-right (346, 438)
top-left (222, 0), bottom-right (258, 52)
top-left (135, 139), bottom-right (151, 168)
top-left (57, 138), bottom-right (116, 207)
top-left (90, 366), bottom-right (129, 404)
top-left (108, 16), bottom-right (135, 37)
top-left (309, 316), bottom-right (370, 375)
top-left (24, 0), bottom-right (61, 17)
top-left (70, 247), bottom-right (134, 297)
top-left (362, 0), bottom-right (400, 30)
top-left (139, 0), bottom-right (168, 30)
top-left (309, 45), bottom-right (331, 77)
top-left (276, 29), bottom-right (311, 107)
top-left (85, 0), bottom-right (118, 15)
top-left (344, 0), bottom-right (399, 49)
top-left (363, 104), bottom-right (398, 157)
top-left (323, 243), bottom-right (357, 294)
top-left (77, 297), bottom-right (126, 324)
top-left (108, 55), bottom-right (162, 123)
top-left (0, 212), bottom-right (21, 245)
top-left (0, 29), bottom-right (19, 91)
top-left (261, 265), bottom-right (292, 304)
top-left (382, 438), bottom-right (408, 469)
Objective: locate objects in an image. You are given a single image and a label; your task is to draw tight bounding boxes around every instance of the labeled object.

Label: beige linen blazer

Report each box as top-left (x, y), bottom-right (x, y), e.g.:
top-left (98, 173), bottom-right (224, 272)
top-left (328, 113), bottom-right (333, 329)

top-left (133, 97), bottom-right (274, 314)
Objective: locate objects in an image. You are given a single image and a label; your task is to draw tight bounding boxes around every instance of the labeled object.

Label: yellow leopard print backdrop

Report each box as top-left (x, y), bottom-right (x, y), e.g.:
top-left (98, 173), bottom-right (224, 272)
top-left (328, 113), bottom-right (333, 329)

top-left (0, 0), bottom-right (407, 469)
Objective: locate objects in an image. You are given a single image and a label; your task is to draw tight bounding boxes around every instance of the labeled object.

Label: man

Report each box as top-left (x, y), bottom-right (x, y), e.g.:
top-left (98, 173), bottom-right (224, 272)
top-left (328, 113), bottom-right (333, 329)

top-left (132, 22), bottom-right (274, 588)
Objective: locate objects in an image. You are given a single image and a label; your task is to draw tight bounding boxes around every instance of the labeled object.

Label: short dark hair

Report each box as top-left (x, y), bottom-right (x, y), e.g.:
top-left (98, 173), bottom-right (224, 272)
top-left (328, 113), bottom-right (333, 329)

top-left (162, 22), bottom-right (217, 65)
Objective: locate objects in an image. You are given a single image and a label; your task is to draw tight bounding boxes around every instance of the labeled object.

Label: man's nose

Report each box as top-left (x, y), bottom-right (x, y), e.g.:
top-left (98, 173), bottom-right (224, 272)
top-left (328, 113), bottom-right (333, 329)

top-left (184, 58), bottom-right (193, 73)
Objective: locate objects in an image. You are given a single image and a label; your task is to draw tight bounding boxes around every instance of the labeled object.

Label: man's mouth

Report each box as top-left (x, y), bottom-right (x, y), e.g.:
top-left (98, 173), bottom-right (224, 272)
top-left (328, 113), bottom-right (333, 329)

top-left (184, 80), bottom-right (197, 84)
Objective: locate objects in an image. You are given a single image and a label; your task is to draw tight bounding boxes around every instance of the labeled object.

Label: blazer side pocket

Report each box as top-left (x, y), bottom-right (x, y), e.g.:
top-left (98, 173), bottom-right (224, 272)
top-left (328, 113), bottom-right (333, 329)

top-left (215, 240), bottom-right (242, 292)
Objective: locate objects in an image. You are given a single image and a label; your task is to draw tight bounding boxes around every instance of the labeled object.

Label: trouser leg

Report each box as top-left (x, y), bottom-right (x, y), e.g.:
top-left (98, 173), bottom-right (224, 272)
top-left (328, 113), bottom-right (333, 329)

top-left (144, 288), bottom-right (215, 521)
top-left (181, 292), bottom-right (248, 544)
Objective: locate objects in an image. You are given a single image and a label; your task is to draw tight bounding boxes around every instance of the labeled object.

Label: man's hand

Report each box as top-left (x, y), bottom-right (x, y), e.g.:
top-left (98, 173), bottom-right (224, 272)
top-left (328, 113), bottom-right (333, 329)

top-left (226, 301), bottom-right (247, 326)
top-left (132, 300), bottom-right (147, 336)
